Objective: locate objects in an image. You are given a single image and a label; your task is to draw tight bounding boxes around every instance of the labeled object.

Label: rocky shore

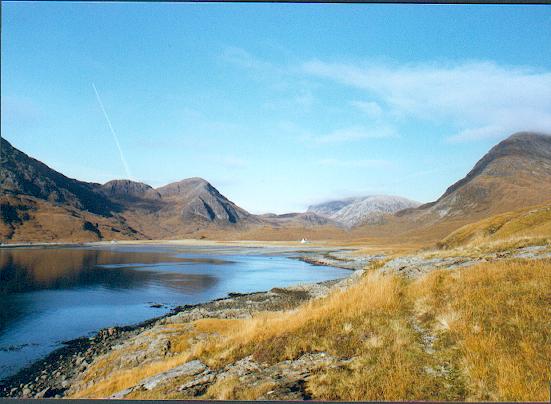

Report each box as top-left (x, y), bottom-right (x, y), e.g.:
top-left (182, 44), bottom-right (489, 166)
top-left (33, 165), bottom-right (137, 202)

top-left (0, 250), bottom-right (365, 399)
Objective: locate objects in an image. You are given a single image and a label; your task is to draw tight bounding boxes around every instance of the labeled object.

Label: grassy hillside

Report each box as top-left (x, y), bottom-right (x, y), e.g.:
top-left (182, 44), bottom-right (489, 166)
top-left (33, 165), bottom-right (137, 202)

top-left (0, 194), bottom-right (141, 243)
top-left (70, 259), bottom-right (551, 401)
top-left (438, 204), bottom-right (551, 250)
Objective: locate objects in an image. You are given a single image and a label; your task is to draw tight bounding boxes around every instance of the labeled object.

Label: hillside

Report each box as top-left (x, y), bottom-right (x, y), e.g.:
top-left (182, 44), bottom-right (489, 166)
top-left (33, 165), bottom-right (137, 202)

top-left (0, 138), bottom-right (118, 217)
top-left (0, 138), bottom-right (141, 242)
top-left (437, 203), bottom-right (551, 250)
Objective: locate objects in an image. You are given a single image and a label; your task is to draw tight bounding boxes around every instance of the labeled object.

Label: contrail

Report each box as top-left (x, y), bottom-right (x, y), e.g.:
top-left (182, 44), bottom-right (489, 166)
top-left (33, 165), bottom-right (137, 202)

top-left (92, 83), bottom-right (133, 180)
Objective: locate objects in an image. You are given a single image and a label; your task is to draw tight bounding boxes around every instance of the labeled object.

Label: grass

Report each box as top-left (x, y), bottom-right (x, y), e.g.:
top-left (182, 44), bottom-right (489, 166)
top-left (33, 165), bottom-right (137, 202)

top-left (70, 259), bottom-right (551, 401)
top-left (203, 376), bottom-right (276, 400)
top-left (411, 259), bottom-right (551, 401)
top-left (438, 204), bottom-right (551, 251)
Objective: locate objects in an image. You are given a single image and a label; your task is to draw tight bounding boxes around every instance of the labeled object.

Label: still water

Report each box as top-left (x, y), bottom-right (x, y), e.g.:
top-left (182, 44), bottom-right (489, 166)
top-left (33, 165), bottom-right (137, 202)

top-left (0, 244), bottom-right (347, 379)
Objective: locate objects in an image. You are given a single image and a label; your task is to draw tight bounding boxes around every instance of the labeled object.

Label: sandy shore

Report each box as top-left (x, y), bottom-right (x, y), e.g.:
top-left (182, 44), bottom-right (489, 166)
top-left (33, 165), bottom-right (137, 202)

top-left (0, 238), bottom-right (339, 248)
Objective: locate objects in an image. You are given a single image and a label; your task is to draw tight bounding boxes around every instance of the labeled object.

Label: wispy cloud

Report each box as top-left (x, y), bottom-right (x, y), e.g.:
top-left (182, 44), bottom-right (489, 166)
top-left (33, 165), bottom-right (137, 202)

top-left (316, 125), bottom-right (397, 144)
top-left (221, 47), bottom-right (320, 112)
top-left (221, 47), bottom-right (273, 71)
top-left (350, 100), bottom-right (383, 119)
top-left (447, 125), bottom-right (505, 143)
top-left (304, 60), bottom-right (551, 142)
top-left (223, 48), bottom-right (551, 143)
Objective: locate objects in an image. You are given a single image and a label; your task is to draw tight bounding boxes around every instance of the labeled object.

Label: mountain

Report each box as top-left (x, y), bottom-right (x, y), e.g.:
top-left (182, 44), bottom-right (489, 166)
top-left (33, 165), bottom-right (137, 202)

top-left (402, 132), bottom-right (551, 222)
top-left (0, 138), bottom-right (341, 242)
top-left (0, 139), bottom-right (257, 242)
top-left (101, 180), bottom-right (161, 202)
top-left (4, 131), bottom-right (550, 243)
top-left (156, 178), bottom-right (251, 224)
top-left (0, 138), bottom-right (145, 242)
top-left (260, 211), bottom-right (339, 227)
top-left (361, 132), bottom-right (551, 243)
top-left (309, 195), bottom-right (420, 227)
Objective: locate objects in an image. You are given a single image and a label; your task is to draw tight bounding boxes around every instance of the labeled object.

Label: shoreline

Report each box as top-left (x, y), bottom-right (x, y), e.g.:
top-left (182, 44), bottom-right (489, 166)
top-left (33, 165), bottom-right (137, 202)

top-left (0, 249), bottom-right (364, 399)
top-left (0, 238), bottom-right (342, 249)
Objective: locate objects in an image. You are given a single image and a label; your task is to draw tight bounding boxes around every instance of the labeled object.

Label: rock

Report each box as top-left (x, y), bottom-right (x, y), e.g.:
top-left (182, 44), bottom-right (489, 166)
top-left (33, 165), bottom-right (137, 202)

top-left (178, 370), bottom-right (216, 392)
top-left (110, 387), bottom-right (134, 399)
top-left (109, 360), bottom-right (208, 398)
top-left (141, 360), bottom-right (207, 390)
top-left (35, 387), bottom-right (52, 398)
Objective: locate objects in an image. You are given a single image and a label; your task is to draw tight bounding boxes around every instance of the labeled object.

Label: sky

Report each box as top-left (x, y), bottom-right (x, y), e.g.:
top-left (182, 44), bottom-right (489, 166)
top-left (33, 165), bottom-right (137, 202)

top-left (2, 2), bottom-right (551, 214)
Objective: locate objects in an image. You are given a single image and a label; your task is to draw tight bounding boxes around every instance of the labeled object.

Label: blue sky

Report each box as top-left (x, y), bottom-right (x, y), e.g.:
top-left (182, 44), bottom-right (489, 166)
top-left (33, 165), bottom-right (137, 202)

top-left (3, 2), bottom-right (551, 213)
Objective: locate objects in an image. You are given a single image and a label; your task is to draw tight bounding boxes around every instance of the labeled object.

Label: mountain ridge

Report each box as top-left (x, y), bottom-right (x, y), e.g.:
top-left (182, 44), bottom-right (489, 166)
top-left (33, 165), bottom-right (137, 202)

top-left (309, 195), bottom-right (421, 227)
top-left (2, 131), bottom-right (551, 243)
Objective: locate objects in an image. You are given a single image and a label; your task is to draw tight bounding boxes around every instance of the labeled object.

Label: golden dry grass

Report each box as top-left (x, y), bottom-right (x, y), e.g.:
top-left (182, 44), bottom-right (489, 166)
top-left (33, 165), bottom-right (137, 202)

top-left (71, 259), bottom-right (551, 401)
top-left (438, 204), bottom-right (551, 251)
top-left (203, 376), bottom-right (276, 400)
top-left (411, 259), bottom-right (551, 401)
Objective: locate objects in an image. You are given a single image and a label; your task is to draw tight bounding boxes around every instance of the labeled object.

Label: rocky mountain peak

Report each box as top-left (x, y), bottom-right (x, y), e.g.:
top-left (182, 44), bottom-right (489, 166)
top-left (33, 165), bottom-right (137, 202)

top-left (101, 180), bottom-right (161, 200)
top-left (309, 195), bottom-right (420, 227)
top-left (156, 177), bottom-right (213, 198)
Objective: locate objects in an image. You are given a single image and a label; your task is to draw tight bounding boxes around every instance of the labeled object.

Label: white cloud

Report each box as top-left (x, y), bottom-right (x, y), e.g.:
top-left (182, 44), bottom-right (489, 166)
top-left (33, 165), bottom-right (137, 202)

top-left (303, 60), bottom-right (551, 142)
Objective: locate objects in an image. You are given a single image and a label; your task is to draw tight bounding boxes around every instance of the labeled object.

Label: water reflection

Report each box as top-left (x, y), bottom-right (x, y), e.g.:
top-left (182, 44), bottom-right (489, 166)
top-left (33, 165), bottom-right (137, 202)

top-left (0, 247), bottom-right (221, 339)
top-left (0, 248), bottom-right (224, 293)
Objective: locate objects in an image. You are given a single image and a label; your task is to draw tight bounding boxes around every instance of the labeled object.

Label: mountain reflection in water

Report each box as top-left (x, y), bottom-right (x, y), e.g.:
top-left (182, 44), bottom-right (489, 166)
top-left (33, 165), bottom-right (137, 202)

top-left (0, 248), bottom-right (224, 293)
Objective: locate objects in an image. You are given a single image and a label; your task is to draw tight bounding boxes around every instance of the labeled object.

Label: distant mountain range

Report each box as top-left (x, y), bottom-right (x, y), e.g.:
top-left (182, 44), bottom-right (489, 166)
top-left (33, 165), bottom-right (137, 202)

top-left (0, 138), bottom-right (331, 241)
top-left (308, 195), bottom-right (420, 227)
top-left (1, 131), bottom-right (551, 243)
